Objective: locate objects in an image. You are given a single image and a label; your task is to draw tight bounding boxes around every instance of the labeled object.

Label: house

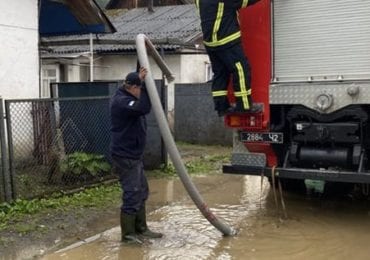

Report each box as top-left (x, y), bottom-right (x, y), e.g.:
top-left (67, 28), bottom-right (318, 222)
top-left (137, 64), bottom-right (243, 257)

top-left (40, 4), bottom-right (210, 112)
top-left (0, 0), bottom-right (115, 169)
top-left (0, 0), bottom-right (116, 202)
top-left (0, 0), bottom-right (115, 100)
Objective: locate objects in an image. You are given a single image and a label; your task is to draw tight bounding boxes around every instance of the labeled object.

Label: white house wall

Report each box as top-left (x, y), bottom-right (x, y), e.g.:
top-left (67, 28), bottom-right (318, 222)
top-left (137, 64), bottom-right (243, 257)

top-left (0, 0), bottom-right (39, 161)
top-left (180, 54), bottom-right (210, 83)
top-left (93, 54), bottom-right (182, 112)
top-left (43, 53), bottom-right (209, 112)
top-left (42, 52), bottom-right (209, 133)
top-left (93, 54), bottom-right (181, 82)
top-left (93, 53), bottom-right (208, 108)
top-left (66, 62), bottom-right (82, 82)
top-left (0, 0), bottom-right (39, 99)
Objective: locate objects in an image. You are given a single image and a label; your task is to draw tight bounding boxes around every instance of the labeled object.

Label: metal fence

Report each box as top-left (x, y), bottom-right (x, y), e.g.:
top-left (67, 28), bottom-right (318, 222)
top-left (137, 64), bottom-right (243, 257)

top-left (4, 97), bottom-right (116, 200)
top-left (0, 81), bottom-right (231, 202)
top-left (174, 83), bottom-right (232, 145)
top-left (0, 97), bottom-right (11, 202)
top-left (0, 81), bottom-right (167, 202)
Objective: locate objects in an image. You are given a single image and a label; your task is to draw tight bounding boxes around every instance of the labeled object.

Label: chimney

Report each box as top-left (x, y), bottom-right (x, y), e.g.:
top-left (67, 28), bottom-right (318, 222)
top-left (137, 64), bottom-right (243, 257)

top-left (148, 0), bottom-right (154, 12)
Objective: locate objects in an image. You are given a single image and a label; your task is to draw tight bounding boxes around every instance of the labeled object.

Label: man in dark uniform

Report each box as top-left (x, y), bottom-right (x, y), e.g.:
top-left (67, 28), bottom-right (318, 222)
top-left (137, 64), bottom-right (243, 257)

top-left (110, 67), bottom-right (163, 244)
top-left (195, 0), bottom-right (263, 116)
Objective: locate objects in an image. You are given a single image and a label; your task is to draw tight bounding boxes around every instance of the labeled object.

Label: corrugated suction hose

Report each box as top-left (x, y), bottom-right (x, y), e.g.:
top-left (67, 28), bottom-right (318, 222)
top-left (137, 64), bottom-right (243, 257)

top-left (136, 34), bottom-right (235, 236)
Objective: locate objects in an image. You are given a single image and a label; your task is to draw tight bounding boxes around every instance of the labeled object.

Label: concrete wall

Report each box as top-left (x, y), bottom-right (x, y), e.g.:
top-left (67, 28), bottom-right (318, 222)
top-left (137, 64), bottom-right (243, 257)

top-left (0, 0), bottom-right (39, 99)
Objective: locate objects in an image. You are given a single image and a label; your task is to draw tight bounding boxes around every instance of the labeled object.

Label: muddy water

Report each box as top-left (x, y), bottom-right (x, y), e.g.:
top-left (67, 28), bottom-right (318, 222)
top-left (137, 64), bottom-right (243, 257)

top-left (41, 175), bottom-right (370, 260)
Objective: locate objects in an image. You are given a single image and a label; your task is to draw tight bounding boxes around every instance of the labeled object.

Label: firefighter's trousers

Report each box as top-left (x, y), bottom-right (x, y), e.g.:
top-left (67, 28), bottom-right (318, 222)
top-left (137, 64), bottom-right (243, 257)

top-left (207, 43), bottom-right (252, 112)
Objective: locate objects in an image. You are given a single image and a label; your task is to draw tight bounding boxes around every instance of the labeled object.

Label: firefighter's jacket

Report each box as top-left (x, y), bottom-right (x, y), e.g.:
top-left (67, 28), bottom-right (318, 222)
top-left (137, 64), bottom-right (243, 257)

top-left (196, 0), bottom-right (260, 50)
top-left (110, 87), bottom-right (151, 160)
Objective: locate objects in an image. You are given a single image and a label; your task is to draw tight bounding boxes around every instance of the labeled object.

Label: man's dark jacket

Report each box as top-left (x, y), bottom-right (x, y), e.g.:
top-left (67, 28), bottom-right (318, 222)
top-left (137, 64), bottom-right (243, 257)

top-left (110, 87), bottom-right (151, 159)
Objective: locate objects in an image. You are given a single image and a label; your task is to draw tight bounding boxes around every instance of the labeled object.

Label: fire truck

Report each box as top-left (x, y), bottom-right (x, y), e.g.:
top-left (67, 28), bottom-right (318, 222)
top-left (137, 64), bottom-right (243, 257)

top-left (223, 0), bottom-right (370, 189)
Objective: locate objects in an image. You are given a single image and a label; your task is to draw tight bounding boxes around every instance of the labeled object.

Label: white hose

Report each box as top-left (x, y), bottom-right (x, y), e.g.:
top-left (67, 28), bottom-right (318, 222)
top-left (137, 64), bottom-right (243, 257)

top-left (136, 34), bottom-right (235, 236)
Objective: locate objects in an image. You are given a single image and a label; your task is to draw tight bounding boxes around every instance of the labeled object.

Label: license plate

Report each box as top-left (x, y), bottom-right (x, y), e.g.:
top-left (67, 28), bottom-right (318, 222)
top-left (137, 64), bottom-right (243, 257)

top-left (240, 132), bottom-right (283, 144)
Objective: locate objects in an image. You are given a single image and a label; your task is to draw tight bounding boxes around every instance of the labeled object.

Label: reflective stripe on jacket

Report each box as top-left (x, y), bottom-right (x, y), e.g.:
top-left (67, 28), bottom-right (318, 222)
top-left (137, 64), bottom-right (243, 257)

top-left (195, 0), bottom-right (260, 50)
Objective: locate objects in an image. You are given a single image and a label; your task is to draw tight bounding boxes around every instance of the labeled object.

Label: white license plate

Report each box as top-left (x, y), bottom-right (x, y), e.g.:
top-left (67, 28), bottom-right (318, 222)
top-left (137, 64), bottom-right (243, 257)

top-left (240, 132), bottom-right (283, 144)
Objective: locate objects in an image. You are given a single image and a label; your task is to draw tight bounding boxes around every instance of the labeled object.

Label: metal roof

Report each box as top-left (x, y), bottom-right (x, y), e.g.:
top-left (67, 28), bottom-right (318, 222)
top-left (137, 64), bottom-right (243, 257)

top-left (39, 0), bottom-right (116, 36)
top-left (41, 4), bottom-right (202, 54)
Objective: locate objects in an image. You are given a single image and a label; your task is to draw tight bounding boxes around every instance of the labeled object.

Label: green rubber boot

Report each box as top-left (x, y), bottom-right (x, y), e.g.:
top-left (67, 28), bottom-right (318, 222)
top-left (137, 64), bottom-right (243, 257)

top-left (136, 205), bottom-right (163, 238)
top-left (120, 212), bottom-right (144, 244)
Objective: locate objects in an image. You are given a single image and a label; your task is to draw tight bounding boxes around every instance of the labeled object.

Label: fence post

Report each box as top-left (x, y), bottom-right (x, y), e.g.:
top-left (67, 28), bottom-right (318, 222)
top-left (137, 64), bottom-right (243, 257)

top-left (4, 100), bottom-right (16, 201)
top-left (0, 97), bottom-right (12, 202)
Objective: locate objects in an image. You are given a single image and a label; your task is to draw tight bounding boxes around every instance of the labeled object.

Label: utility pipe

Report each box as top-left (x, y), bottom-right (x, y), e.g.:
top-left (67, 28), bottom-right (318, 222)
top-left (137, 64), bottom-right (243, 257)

top-left (136, 34), bottom-right (235, 236)
top-left (89, 33), bottom-right (94, 82)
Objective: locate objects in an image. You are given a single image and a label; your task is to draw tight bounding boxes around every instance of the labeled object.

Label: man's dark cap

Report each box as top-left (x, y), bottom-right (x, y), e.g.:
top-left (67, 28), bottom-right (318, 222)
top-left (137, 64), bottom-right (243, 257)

top-left (125, 72), bottom-right (142, 86)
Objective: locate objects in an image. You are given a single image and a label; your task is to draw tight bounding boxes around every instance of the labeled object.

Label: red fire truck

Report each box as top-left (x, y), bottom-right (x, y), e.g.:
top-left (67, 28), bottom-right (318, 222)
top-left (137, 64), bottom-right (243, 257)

top-left (223, 0), bottom-right (370, 189)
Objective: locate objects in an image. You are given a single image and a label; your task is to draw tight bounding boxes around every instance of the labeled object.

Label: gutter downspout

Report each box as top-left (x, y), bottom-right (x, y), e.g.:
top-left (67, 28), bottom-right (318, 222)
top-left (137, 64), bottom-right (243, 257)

top-left (89, 33), bottom-right (94, 82)
top-left (136, 34), bottom-right (235, 236)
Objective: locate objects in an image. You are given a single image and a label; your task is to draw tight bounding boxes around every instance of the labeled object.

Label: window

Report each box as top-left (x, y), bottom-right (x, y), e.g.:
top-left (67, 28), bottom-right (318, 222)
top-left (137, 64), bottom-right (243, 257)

top-left (41, 65), bottom-right (59, 97)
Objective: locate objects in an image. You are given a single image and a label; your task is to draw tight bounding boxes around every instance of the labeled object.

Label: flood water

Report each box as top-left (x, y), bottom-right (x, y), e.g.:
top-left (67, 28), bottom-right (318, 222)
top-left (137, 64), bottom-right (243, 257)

top-left (41, 175), bottom-right (370, 260)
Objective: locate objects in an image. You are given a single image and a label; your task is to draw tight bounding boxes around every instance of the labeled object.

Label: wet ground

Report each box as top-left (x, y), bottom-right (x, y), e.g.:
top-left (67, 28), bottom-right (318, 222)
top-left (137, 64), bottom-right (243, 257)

top-left (39, 175), bottom-right (370, 260)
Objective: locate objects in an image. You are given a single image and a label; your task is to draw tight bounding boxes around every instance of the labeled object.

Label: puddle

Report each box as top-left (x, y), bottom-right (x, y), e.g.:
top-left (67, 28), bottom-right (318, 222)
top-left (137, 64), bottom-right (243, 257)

top-left (35, 175), bottom-right (370, 259)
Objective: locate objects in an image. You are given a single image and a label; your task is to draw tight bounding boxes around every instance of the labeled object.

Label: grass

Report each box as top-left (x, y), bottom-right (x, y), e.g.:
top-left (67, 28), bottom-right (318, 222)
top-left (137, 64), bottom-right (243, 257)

top-left (0, 184), bottom-right (121, 232)
top-left (149, 153), bottom-right (230, 177)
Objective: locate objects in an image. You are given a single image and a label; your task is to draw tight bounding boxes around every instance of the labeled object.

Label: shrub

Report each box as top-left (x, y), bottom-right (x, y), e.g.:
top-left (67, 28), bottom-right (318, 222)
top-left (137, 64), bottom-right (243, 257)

top-left (60, 152), bottom-right (111, 183)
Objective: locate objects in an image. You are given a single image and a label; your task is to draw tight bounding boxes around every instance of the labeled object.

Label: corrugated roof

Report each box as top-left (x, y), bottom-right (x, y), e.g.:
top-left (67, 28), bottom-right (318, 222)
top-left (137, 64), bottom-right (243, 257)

top-left (42, 4), bottom-right (202, 55)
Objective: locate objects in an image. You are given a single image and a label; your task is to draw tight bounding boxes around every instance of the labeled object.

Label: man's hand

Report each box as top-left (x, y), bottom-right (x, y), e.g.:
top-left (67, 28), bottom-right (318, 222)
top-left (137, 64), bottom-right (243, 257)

top-left (139, 67), bottom-right (148, 81)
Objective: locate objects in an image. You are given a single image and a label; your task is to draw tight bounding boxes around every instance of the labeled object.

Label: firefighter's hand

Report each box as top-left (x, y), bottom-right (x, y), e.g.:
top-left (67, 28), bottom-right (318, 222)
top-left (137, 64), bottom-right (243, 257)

top-left (139, 67), bottom-right (148, 81)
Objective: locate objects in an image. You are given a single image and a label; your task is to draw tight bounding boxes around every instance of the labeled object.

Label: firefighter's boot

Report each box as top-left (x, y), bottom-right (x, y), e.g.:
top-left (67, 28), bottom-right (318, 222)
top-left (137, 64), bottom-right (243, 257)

top-left (120, 212), bottom-right (144, 244)
top-left (136, 205), bottom-right (163, 238)
top-left (246, 96), bottom-right (263, 113)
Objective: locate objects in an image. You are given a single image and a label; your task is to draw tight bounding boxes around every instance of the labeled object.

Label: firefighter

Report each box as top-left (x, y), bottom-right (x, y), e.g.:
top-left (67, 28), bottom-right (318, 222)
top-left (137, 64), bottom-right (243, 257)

top-left (110, 67), bottom-right (163, 243)
top-left (195, 0), bottom-right (263, 116)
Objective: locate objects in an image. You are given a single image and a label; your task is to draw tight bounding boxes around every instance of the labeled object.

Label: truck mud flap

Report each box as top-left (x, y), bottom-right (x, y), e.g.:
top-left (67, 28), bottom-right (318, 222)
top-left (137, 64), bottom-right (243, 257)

top-left (223, 165), bottom-right (370, 184)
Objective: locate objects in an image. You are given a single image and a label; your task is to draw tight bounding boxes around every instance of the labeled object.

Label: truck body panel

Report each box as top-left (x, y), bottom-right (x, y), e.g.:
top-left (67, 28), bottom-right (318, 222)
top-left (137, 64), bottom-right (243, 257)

top-left (223, 0), bottom-right (370, 186)
top-left (273, 0), bottom-right (370, 83)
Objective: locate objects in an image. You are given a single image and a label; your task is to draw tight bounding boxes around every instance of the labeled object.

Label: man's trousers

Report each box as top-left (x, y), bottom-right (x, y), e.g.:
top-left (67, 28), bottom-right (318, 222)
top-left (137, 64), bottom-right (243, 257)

top-left (112, 155), bottom-right (149, 215)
